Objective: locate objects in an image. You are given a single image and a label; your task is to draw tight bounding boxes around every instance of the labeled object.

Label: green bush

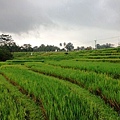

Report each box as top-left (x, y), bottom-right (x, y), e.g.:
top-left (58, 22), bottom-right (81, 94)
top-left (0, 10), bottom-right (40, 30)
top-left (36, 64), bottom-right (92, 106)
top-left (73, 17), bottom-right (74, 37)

top-left (0, 48), bottom-right (13, 61)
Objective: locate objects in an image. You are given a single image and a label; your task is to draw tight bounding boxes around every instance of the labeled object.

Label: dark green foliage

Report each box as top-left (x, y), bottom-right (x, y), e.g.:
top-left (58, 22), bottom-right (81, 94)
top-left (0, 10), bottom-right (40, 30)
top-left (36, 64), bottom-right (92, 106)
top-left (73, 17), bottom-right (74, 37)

top-left (0, 47), bottom-right (13, 61)
top-left (64, 52), bottom-right (68, 55)
top-left (96, 43), bottom-right (114, 49)
top-left (0, 34), bottom-right (14, 61)
top-left (65, 42), bottom-right (74, 51)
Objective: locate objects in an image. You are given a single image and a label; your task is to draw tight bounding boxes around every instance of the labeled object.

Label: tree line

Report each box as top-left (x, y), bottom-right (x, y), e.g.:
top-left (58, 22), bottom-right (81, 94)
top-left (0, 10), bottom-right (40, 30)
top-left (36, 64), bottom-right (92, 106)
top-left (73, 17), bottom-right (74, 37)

top-left (0, 34), bottom-right (74, 61)
top-left (0, 34), bottom-right (116, 61)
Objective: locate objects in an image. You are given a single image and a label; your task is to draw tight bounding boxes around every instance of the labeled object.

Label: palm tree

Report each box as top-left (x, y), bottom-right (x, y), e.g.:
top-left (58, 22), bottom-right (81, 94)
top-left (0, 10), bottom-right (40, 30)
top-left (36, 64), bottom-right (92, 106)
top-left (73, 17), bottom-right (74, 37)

top-left (59, 43), bottom-right (62, 47)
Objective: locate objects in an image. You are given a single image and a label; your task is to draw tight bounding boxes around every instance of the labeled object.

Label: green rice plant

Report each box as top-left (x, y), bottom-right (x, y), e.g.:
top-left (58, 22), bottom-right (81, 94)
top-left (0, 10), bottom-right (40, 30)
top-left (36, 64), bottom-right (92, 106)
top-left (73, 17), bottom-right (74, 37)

top-left (0, 62), bottom-right (6, 66)
top-left (47, 60), bottom-right (120, 79)
top-left (74, 59), bottom-right (120, 63)
top-left (87, 55), bottom-right (120, 59)
top-left (24, 62), bottom-right (120, 107)
top-left (0, 65), bottom-right (119, 120)
top-left (0, 74), bottom-right (44, 120)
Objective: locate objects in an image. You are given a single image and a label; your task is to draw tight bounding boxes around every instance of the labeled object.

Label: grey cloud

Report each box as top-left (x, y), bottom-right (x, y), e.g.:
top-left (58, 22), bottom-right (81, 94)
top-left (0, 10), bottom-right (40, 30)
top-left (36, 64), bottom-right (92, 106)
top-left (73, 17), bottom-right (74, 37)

top-left (0, 0), bottom-right (120, 34)
top-left (46, 0), bottom-right (120, 30)
top-left (0, 0), bottom-right (53, 33)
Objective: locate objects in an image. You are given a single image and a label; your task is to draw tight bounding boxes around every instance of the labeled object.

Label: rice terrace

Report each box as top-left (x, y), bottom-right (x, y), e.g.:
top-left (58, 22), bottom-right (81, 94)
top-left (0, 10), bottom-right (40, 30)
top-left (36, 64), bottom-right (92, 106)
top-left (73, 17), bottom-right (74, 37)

top-left (0, 47), bottom-right (120, 120)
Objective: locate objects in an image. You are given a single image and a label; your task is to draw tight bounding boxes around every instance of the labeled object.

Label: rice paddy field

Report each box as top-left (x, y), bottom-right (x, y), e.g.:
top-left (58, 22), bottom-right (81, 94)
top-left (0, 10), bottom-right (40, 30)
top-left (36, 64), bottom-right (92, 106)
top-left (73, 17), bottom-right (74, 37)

top-left (0, 48), bottom-right (120, 120)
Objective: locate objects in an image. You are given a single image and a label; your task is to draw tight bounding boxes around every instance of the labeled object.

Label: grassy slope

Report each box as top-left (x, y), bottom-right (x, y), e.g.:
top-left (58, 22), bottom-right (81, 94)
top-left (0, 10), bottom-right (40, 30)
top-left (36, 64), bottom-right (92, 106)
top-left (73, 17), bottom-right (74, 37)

top-left (6, 47), bottom-right (120, 63)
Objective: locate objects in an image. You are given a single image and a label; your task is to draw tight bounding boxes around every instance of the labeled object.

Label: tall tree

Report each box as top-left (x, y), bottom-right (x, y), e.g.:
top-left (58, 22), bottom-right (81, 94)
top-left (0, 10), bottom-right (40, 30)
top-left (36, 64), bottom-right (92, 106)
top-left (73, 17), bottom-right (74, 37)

top-left (59, 43), bottom-right (62, 47)
top-left (0, 34), bottom-right (13, 46)
top-left (0, 34), bottom-right (13, 61)
top-left (65, 42), bottom-right (74, 51)
top-left (21, 44), bottom-right (33, 52)
top-left (63, 42), bottom-right (66, 47)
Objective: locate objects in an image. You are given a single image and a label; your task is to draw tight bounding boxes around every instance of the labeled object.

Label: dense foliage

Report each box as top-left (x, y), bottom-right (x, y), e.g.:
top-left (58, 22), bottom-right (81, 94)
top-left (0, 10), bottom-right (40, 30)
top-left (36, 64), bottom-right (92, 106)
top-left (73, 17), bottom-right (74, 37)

top-left (0, 34), bottom-right (14, 61)
top-left (0, 47), bottom-right (13, 61)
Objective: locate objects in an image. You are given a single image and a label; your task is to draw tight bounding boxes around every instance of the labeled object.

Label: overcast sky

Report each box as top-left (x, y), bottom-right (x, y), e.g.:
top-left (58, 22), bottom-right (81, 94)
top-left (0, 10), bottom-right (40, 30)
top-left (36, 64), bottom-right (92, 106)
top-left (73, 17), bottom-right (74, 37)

top-left (0, 0), bottom-right (120, 48)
